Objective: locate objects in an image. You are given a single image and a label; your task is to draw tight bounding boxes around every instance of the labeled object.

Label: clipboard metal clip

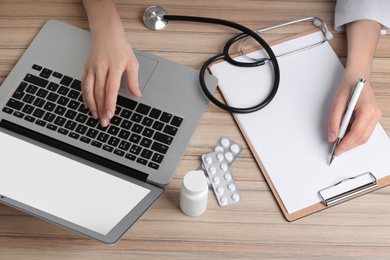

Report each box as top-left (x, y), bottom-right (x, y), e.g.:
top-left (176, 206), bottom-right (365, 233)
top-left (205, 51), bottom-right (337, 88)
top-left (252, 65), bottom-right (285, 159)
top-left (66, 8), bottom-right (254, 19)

top-left (240, 17), bottom-right (333, 63)
top-left (318, 172), bottom-right (378, 206)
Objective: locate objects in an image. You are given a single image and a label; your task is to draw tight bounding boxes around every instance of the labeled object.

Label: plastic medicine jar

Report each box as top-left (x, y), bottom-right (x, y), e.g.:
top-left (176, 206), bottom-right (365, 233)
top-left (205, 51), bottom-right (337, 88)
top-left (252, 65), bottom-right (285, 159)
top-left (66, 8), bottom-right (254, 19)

top-left (180, 170), bottom-right (208, 216)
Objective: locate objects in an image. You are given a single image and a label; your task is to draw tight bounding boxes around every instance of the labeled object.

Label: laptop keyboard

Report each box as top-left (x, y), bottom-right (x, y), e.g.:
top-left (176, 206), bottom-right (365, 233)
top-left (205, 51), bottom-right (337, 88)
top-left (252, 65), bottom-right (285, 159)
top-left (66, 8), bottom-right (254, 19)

top-left (2, 64), bottom-right (184, 171)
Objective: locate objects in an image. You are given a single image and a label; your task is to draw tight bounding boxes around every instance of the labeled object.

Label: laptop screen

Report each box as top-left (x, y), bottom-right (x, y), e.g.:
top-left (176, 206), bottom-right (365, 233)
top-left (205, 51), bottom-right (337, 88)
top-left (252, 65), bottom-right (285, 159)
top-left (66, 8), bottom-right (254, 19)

top-left (0, 130), bottom-right (151, 235)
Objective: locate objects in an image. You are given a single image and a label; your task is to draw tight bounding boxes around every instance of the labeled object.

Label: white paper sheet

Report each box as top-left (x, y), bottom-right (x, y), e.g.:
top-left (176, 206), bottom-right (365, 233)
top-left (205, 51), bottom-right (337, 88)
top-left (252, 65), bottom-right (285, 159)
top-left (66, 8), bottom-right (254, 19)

top-left (0, 131), bottom-right (150, 235)
top-left (210, 31), bottom-right (390, 214)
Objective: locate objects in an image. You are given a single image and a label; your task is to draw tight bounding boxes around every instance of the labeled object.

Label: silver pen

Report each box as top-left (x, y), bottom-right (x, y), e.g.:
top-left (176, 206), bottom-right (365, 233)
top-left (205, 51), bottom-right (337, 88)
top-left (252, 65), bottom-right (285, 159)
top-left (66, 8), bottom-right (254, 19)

top-left (329, 78), bottom-right (365, 165)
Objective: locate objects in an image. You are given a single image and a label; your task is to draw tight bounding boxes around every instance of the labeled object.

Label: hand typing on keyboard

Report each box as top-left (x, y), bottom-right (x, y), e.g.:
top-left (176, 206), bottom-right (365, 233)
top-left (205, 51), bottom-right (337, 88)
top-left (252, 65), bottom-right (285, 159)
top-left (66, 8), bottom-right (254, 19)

top-left (4, 68), bottom-right (183, 171)
top-left (82, 0), bottom-right (141, 127)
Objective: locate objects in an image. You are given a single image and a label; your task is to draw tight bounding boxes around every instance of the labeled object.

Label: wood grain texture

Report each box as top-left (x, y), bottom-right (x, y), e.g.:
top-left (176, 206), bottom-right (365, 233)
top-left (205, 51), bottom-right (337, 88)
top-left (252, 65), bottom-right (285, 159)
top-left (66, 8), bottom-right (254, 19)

top-left (1, 0), bottom-right (390, 259)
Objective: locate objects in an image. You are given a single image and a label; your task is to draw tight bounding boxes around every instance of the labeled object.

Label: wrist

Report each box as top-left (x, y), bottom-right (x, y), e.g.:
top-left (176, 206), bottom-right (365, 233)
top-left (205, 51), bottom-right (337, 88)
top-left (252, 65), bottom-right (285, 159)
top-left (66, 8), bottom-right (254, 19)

top-left (343, 65), bottom-right (371, 82)
top-left (343, 20), bottom-right (381, 83)
top-left (83, 0), bottom-right (124, 38)
top-left (90, 20), bottom-right (125, 41)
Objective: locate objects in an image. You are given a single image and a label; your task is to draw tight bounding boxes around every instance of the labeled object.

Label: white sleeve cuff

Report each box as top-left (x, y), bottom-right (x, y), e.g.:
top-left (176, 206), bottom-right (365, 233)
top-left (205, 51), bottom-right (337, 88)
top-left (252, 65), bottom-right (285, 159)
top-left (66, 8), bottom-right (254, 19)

top-left (335, 0), bottom-right (390, 35)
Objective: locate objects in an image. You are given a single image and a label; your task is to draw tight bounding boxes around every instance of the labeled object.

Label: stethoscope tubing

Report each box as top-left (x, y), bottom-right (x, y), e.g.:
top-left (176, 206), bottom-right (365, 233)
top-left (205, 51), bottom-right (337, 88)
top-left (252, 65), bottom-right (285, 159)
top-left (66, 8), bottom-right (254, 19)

top-left (163, 15), bottom-right (281, 114)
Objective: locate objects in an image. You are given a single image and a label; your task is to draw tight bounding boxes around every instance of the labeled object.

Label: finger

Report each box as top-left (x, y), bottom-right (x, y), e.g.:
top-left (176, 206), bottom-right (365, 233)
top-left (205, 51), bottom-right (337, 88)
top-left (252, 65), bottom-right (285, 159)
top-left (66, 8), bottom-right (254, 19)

top-left (334, 110), bottom-right (373, 156)
top-left (81, 66), bottom-right (88, 93)
top-left (126, 58), bottom-right (141, 97)
top-left (347, 117), bottom-right (379, 150)
top-left (345, 104), bottom-right (381, 151)
top-left (94, 65), bottom-right (109, 127)
top-left (105, 68), bottom-right (123, 121)
top-left (81, 69), bottom-right (98, 119)
top-left (328, 88), bottom-right (351, 142)
top-left (81, 66), bottom-right (88, 107)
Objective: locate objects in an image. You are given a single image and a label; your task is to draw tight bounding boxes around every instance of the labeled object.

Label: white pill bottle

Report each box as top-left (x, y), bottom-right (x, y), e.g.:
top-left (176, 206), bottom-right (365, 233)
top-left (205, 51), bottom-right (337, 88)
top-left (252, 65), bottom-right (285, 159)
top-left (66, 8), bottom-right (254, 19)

top-left (180, 170), bottom-right (208, 216)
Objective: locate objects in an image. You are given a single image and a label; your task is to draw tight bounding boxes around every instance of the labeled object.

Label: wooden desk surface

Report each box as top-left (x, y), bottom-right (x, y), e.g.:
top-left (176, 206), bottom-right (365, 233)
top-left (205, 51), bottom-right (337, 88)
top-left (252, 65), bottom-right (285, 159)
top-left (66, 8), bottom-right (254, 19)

top-left (1, 0), bottom-right (390, 259)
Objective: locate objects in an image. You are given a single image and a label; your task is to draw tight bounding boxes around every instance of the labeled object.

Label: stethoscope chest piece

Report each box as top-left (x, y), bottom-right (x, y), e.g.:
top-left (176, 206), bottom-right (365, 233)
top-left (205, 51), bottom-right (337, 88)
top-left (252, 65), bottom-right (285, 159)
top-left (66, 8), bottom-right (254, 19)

top-left (143, 6), bottom-right (168, 30)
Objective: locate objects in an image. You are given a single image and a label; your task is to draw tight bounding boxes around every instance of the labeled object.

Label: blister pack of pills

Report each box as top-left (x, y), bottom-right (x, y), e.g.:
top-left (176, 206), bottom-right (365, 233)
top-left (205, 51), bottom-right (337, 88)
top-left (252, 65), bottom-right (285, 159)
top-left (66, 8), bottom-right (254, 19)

top-left (197, 136), bottom-right (243, 206)
top-left (202, 151), bottom-right (241, 206)
top-left (197, 136), bottom-right (243, 173)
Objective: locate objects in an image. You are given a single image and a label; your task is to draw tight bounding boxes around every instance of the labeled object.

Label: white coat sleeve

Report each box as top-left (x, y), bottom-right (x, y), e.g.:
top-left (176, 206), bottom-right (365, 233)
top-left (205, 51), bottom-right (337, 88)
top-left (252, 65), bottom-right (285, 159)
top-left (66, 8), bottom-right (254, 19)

top-left (335, 0), bottom-right (390, 35)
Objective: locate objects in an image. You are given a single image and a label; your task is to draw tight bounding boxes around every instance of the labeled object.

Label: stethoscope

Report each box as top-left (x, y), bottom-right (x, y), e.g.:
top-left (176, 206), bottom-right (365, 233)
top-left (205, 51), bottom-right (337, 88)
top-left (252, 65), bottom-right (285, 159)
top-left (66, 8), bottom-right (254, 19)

top-left (143, 6), bottom-right (333, 114)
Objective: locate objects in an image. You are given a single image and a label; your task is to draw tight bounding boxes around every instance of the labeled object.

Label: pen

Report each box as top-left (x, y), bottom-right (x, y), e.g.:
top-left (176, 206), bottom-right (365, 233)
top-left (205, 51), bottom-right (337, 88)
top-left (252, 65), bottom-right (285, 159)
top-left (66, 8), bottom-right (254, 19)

top-left (329, 78), bottom-right (366, 165)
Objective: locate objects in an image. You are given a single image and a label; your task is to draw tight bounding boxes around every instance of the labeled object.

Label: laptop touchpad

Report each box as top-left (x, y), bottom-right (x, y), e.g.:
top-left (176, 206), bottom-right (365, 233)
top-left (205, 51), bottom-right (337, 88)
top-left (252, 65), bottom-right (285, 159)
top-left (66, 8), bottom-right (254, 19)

top-left (121, 53), bottom-right (158, 93)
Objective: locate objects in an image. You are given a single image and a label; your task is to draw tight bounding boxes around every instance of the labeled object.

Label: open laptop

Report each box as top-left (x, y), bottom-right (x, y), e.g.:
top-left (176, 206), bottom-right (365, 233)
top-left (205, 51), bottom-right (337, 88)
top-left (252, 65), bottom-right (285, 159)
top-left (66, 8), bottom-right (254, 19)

top-left (0, 20), bottom-right (218, 244)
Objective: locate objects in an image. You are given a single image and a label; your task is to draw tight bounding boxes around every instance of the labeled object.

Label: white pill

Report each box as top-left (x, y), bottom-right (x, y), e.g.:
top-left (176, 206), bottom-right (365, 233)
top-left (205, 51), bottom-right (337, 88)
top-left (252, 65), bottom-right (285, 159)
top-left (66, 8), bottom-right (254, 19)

top-left (220, 197), bottom-right (228, 205)
top-left (220, 163), bottom-right (228, 171)
top-left (213, 177), bottom-right (220, 184)
top-left (232, 194), bottom-right (240, 201)
top-left (205, 156), bottom-right (213, 164)
top-left (231, 144), bottom-right (240, 154)
top-left (215, 146), bottom-right (224, 152)
top-left (228, 183), bottom-right (236, 191)
top-left (224, 173), bottom-right (232, 180)
top-left (209, 166), bottom-right (216, 174)
top-left (217, 187), bottom-right (224, 194)
top-left (221, 138), bottom-right (230, 147)
top-left (216, 153), bottom-right (224, 161)
top-left (225, 152), bottom-right (233, 162)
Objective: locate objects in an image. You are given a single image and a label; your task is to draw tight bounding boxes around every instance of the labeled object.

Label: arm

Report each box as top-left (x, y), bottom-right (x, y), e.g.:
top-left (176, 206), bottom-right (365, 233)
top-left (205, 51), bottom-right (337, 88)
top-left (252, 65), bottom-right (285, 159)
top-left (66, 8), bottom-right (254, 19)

top-left (82, 0), bottom-right (141, 127)
top-left (328, 19), bottom-right (382, 156)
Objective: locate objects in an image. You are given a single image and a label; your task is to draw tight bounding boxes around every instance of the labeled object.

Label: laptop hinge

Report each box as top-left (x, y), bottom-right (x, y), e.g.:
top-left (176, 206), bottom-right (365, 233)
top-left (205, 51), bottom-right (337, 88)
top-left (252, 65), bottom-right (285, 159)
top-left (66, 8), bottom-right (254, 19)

top-left (0, 119), bottom-right (148, 182)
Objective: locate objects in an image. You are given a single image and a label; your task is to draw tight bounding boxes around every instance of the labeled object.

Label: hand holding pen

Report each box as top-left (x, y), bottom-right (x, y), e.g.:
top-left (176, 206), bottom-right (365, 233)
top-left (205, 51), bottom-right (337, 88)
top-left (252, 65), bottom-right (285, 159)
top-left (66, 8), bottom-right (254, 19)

top-left (328, 76), bottom-right (382, 164)
top-left (328, 20), bottom-right (383, 165)
top-left (329, 78), bottom-right (365, 165)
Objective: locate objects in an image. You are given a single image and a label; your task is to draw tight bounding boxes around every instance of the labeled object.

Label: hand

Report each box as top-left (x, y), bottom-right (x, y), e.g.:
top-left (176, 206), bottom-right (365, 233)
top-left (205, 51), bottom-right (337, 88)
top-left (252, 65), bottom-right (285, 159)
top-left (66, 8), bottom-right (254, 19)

top-left (81, 0), bottom-right (141, 127)
top-left (328, 19), bottom-right (382, 157)
top-left (328, 74), bottom-right (381, 156)
top-left (81, 27), bottom-right (141, 127)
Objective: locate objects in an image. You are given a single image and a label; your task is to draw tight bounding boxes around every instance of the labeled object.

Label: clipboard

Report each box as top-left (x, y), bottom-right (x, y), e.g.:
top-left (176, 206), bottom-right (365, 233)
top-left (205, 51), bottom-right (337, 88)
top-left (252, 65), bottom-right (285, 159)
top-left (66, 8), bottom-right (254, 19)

top-left (209, 28), bottom-right (390, 221)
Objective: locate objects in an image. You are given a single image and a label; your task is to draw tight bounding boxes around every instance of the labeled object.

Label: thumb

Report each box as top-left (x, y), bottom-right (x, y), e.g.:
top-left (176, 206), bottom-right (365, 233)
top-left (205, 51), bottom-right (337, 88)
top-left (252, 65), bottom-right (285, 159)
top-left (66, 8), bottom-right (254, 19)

top-left (126, 60), bottom-right (141, 97)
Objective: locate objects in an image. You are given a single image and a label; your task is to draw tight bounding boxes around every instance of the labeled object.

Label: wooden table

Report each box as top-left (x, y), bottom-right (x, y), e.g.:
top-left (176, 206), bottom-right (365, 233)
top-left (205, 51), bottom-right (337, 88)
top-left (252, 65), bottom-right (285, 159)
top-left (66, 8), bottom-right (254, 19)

top-left (1, 0), bottom-right (390, 258)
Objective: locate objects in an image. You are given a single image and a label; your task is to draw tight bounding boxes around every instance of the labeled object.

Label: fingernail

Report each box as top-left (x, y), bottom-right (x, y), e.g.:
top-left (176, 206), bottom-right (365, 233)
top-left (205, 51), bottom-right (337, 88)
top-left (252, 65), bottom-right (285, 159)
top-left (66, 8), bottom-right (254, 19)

top-left (135, 89), bottom-right (142, 97)
top-left (84, 102), bottom-right (88, 109)
top-left (328, 132), bottom-right (335, 142)
top-left (100, 118), bottom-right (108, 127)
top-left (92, 111), bottom-right (98, 119)
top-left (106, 110), bottom-right (113, 119)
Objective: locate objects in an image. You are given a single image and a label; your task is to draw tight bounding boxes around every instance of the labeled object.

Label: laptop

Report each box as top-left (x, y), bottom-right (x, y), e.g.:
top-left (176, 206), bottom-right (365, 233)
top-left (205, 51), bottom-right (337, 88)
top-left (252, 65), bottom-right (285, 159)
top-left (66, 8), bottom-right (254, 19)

top-left (0, 20), bottom-right (218, 244)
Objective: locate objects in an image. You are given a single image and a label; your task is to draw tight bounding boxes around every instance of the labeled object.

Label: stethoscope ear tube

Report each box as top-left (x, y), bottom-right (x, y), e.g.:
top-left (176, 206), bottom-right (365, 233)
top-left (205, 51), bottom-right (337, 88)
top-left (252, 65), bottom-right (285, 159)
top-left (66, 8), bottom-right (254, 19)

top-left (163, 15), bottom-right (280, 114)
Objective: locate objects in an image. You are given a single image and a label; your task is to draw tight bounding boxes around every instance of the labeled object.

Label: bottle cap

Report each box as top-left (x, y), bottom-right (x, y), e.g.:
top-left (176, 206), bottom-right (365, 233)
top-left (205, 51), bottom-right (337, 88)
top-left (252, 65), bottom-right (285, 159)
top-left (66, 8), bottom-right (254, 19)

top-left (182, 170), bottom-right (208, 195)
